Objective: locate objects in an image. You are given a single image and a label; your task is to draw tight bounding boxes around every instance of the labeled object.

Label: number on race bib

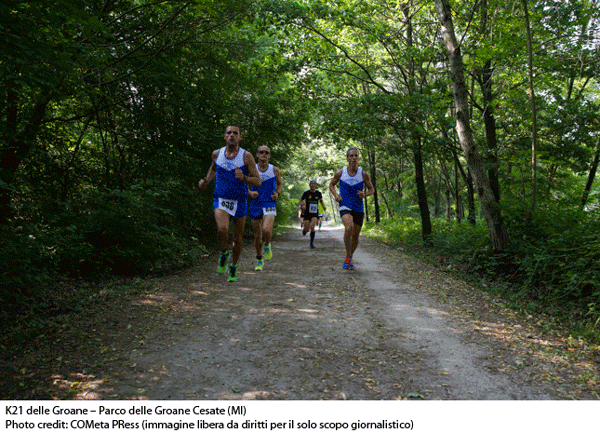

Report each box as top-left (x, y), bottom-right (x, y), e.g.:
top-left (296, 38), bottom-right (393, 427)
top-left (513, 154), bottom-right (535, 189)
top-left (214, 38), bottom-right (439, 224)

top-left (263, 206), bottom-right (277, 216)
top-left (218, 198), bottom-right (238, 216)
top-left (309, 203), bottom-right (318, 213)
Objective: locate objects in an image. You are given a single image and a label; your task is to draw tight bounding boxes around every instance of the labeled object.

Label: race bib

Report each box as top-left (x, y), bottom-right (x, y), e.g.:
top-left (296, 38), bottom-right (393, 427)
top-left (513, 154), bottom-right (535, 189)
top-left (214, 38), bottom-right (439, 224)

top-left (263, 206), bottom-right (277, 216)
top-left (218, 198), bottom-right (238, 216)
top-left (309, 203), bottom-right (318, 213)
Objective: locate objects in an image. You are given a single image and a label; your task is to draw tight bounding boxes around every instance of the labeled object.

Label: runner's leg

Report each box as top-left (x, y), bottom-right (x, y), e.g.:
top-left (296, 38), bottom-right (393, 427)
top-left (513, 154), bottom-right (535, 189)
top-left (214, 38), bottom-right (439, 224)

top-left (214, 209), bottom-right (231, 252)
top-left (303, 218), bottom-right (310, 235)
top-left (262, 214), bottom-right (275, 248)
top-left (341, 213), bottom-right (354, 257)
top-left (231, 216), bottom-right (246, 265)
top-left (251, 218), bottom-right (263, 257)
top-left (350, 223), bottom-right (362, 256)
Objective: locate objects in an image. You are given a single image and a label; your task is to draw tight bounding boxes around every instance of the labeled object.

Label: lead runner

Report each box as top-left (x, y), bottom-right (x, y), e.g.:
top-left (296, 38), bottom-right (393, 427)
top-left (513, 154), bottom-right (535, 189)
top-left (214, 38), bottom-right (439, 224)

top-left (198, 124), bottom-right (261, 282)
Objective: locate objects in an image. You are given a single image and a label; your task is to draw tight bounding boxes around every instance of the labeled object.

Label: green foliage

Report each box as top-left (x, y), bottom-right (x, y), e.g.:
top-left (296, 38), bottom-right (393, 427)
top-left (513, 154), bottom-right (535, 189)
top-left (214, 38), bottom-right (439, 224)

top-left (71, 187), bottom-right (202, 275)
top-left (0, 225), bottom-right (58, 300)
top-left (0, 186), bottom-right (206, 301)
top-left (365, 216), bottom-right (425, 247)
top-left (274, 191), bottom-right (297, 227)
top-left (504, 203), bottom-right (600, 306)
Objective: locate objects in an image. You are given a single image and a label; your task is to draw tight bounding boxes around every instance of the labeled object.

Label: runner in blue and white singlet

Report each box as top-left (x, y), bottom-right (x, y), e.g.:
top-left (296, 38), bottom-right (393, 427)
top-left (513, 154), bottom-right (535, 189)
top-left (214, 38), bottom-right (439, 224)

top-left (248, 146), bottom-right (282, 270)
top-left (249, 163), bottom-right (277, 218)
top-left (338, 166), bottom-right (365, 213)
top-left (213, 146), bottom-right (249, 218)
top-left (198, 125), bottom-right (262, 282)
top-left (329, 147), bottom-right (375, 270)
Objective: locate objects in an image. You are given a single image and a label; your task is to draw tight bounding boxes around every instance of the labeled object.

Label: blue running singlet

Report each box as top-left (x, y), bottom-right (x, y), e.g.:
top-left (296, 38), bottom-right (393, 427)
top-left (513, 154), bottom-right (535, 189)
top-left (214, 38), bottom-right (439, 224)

top-left (213, 147), bottom-right (249, 201)
top-left (338, 167), bottom-right (364, 212)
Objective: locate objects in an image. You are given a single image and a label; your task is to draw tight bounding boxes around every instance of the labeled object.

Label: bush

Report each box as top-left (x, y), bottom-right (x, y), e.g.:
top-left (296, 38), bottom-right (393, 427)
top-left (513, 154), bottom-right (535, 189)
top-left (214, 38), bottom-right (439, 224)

top-left (73, 187), bottom-right (204, 274)
top-left (0, 225), bottom-right (57, 301)
top-left (0, 185), bottom-right (207, 303)
top-left (275, 191), bottom-right (298, 227)
top-left (504, 203), bottom-right (600, 308)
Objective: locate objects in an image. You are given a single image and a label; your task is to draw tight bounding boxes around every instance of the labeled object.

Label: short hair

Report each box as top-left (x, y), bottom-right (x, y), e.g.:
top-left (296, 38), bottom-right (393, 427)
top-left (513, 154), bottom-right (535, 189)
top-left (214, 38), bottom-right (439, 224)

top-left (346, 147), bottom-right (359, 157)
top-left (225, 124), bottom-right (241, 131)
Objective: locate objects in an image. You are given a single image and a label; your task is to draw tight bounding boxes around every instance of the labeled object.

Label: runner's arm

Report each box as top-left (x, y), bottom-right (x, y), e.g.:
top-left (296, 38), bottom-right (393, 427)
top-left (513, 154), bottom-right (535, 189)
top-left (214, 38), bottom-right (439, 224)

top-left (198, 150), bottom-right (219, 188)
top-left (360, 171), bottom-right (375, 198)
top-left (329, 170), bottom-right (343, 202)
top-left (319, 194), bottom-right (327, 212)
top-left (272, 166), bottom-right (283, 200)
top-left (248, 184), bottom-right (258, 198)
top-left (238, 152), bottom-right (262, 187)
top-left (300, 192), bottom-right (307, 210)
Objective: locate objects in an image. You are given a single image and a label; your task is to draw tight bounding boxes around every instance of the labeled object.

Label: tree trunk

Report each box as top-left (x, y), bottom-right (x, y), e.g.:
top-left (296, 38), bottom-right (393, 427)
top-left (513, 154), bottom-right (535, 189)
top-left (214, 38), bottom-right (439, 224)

top-left (454, 153), bottom-right (463, 223)
top-left (381, 190), bottom-right (393, 219)
top-left (395, 158), bottom-right (403, 200)
top-left (414, 139), bottom-right (432, 244)
top-left (478, 0), bottom-right (501, 202)
top-left (581, 139), bottom-right (600, 209)
top-left (480, 60), bottom-right (501, 202)
top-left (433, 0), bottom-right (509, 251)
top-left (522, 0), bottom-right (538, 215)
top-left (454, 150), bottom-right (476, 225)
top-left (368, 149), bottom-right (381, 223)
top-left (328, 190), bottom-right (338, 224)
top-left (404, 2), bottom-right (432, 244)
top-left (1, 92), bottom-right (50, 224)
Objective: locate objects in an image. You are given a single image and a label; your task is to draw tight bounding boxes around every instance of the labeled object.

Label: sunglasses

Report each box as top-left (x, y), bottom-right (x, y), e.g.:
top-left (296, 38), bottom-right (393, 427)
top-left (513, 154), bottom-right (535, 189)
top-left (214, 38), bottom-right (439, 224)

top-left (258, 150), bottom-right (270, 154)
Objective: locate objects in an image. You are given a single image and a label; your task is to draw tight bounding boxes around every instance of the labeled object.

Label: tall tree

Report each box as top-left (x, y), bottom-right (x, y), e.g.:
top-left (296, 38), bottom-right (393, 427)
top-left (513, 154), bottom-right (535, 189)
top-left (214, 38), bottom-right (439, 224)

top-left (475, 0), bottom-right (501, 202)
top-left (433, 0), bottom-right (510, 251)
top-left (521, 0), bottom-right (539, 214)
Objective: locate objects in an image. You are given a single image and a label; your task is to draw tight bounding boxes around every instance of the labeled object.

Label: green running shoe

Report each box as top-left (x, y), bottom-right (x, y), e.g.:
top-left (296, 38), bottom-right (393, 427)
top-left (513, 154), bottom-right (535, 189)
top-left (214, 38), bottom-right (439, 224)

top-left (217, 251), bottom-right (229, 274)
top-left (228, 264), bottom-right (238, 282)
top-left (264, 245), bottom-right (272, 261)
top-left (255, 259), bottom-right (264, 271)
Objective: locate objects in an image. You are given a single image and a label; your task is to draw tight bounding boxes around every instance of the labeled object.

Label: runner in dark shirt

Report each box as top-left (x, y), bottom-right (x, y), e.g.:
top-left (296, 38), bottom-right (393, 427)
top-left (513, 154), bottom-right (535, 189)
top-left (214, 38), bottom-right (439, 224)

top-left (300, 180), bottom-right (327, 248)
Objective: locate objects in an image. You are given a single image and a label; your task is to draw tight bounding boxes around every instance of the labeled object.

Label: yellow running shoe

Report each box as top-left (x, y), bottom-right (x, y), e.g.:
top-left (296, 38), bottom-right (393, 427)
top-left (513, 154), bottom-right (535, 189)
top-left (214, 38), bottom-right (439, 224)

top-left (255, 259), bottom-right (264, 271)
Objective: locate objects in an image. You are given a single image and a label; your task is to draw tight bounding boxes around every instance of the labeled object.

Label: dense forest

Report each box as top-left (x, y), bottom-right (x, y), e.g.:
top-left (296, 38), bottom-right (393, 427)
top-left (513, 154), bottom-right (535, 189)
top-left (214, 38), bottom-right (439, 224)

top-left (1, 1), bottom-right (599, 340)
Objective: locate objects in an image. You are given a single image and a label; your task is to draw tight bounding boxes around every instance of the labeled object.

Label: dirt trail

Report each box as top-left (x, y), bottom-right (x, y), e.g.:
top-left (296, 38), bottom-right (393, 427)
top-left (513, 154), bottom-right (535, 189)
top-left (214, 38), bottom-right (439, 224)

top-left (4, 223), bottom-right (599, 400)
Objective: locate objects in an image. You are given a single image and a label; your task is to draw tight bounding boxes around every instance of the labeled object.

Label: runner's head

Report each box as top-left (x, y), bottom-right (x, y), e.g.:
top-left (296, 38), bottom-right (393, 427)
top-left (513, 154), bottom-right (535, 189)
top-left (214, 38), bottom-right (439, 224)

top-left (309, 180), bottom-right (317, 191)
top-left (346, 147), bottom-right (360, 166)
top-left (224, 125), bottom-right (242, 147)
top-left (256, 146), bottom-right (271, 162)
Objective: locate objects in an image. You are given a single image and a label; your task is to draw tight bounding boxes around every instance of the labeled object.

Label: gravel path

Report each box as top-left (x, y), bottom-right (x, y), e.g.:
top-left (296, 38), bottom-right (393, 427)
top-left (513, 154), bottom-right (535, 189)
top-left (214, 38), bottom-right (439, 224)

top-left (94, 223), bottom-right (594, 400)
top-left (4, 222), bottom-right (598, 400)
